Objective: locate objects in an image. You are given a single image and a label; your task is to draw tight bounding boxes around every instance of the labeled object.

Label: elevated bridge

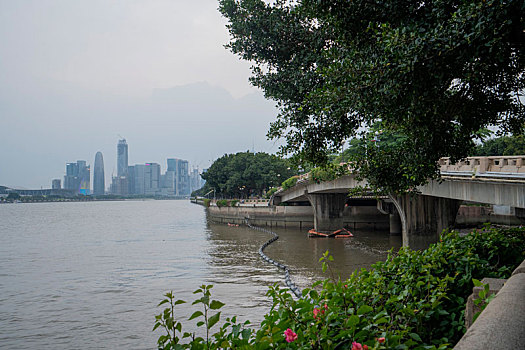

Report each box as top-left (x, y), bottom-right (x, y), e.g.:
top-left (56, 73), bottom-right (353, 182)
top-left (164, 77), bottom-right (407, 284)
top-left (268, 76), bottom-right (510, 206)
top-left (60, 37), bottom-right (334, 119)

top-left (271, 156), bottom-right (525, 248)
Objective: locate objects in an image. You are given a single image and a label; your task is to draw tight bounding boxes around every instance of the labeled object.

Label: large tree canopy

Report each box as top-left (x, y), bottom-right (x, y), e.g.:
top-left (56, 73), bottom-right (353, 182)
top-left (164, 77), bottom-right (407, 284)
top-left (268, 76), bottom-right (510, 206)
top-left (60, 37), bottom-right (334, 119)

top-left (219, 0), bottom-right (525, 193)
top-left (200, 152), bottom-right (295, 198)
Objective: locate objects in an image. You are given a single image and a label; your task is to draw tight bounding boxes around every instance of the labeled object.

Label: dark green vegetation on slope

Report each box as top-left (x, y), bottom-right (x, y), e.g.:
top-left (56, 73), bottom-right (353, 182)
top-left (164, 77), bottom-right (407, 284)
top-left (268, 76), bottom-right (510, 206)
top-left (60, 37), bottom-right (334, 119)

top-left (155, 226), bottom-right (525, 349)
top-left (218, 0), bottom-right (525, 194)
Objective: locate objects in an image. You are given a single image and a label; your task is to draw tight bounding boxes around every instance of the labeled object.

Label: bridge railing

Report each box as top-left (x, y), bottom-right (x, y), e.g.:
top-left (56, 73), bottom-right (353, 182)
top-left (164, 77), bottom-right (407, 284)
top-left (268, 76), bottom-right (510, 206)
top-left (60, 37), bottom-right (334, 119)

top-left (439, 156), bottom-right (525, 175)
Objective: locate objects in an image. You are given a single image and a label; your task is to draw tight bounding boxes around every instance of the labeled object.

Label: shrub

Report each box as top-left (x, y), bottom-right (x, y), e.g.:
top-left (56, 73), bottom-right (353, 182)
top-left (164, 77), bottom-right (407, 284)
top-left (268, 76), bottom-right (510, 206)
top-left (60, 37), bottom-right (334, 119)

top-left (266, 188), bottom-right (276, 198)
top-left (216, 199), bottom-right (229, 207)
top-left (155, 226), bottom-right (525, 349)
top-left (309, 164), bottom-right (348, 184)
top-left (203, 198), bottom-right (211, 207)
top-left (230, 200), bottom-right (239, 207)
top-left (281, 176), bottom-right (299, 191)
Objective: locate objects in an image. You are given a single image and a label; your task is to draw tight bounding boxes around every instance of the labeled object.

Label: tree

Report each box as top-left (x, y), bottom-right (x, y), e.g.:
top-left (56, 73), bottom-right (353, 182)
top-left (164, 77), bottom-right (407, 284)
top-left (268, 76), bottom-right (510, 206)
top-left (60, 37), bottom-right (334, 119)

top-left (472, 134), bottom-right (525, 156)
top-left (219, 0), bottom-right (525, 193)
top-left (200, 152), bottom-right (296, 198)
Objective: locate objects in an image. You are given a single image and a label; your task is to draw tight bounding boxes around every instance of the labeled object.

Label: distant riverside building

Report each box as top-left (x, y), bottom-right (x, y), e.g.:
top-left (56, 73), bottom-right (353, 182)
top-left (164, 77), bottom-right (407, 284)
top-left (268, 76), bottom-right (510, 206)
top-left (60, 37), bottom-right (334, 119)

top-left (127, 165), bottom-right (135, 194)
top-left (167, 158), bottom-right (190, 196)
top-left (52, 179), bottom-right (61, 190)
top-left (131, 164), bottom-right (145, 194)
top-left (117, 139), bottom-right (128, 177)
top-left (144, 163), bottom-right (161, 195)
top-left (64, 160), bottom-right (90, 195)
top-left (190, 168), bottom-right (203, 194)
top-left (110, 176), bottom-right (128, 195)
top-left (160, 169), bottom-right (175, 196)
top-left (111, 138), bottom-right (129, 195)
top-left (93, 151), bottom-right (105, 195)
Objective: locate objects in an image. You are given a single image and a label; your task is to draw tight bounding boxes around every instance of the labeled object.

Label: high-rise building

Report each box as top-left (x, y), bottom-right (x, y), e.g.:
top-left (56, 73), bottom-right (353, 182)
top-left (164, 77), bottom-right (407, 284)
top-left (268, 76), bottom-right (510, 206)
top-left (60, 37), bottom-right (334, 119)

top-left (160, 169), bottom-right (175, 196)
top-left (144, 163), bottom-right (161, 195)
top-left (93, 152), bottom-right (105, 195)
top-left (64, 160), bottom-right (90, 194)
top-left (111, 139), bottom-right (129, 195)
top-left (52, 179), bottom-right (61, 190)
top-left (190, 168), bottom-right (203, 194)
top-left (167, 158), bottom-right (190, 196)
top-left (132, 164), bottom-right (146, 195)
top-left (117, 139), bottom-right (128, 177)
top-left (127, 165), bottom-right (135, 194)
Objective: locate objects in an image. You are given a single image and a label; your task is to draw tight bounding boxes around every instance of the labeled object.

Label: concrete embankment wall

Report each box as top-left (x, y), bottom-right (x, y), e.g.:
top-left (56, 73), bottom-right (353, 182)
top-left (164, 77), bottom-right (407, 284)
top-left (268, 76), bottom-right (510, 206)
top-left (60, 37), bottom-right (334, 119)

top-left (454, 259), bottom-right (525, 349)
top-left (455, 205), bottom-right (525, 226)
top-left (207, 205), bottom-right (314, 229)
top-left (202, 203), bottom-right (390, 231)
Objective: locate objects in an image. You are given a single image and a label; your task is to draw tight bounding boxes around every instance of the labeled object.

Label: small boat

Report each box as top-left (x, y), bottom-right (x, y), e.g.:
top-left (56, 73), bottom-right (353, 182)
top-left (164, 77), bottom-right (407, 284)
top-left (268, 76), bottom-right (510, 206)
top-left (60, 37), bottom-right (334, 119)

top-left (308, 228), bottom-right (353, 238)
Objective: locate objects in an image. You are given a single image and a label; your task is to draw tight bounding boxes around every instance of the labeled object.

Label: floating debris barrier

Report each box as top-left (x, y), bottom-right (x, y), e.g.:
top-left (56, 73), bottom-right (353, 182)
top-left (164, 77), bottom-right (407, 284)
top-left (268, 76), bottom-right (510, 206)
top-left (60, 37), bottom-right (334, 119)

top-left (245, 218), bottom-right (302, 298)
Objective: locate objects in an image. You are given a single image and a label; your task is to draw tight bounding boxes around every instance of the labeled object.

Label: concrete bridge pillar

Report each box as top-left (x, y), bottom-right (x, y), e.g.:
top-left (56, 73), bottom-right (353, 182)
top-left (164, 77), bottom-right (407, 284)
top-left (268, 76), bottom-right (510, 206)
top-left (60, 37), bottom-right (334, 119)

top-left (390, 194), bottom-right (462, 249)
top-left (306, 193), bottom-right (348, 232)
top-left (389, 213), bottom-right (402, 235)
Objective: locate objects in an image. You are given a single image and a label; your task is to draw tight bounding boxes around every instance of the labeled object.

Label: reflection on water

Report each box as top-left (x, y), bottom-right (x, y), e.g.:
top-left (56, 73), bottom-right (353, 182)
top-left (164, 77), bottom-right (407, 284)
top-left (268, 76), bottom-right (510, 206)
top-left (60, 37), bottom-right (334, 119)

top-left (205, 222), bottom-right (402, 293)
top-left (0, 201), bottom-right (400, 349)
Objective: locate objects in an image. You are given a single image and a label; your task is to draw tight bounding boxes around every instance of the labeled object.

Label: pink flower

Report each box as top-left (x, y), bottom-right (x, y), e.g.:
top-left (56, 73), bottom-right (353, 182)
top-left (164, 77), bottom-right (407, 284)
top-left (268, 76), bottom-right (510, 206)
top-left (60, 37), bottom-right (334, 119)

top-left (377, 337), bottom-right (386, 343)
top-left (284, 328), bottom-right (298, 343)
top-left (314, 304), bottom-right (328, 319)
top-left (352, 342), bottom-right (368, 350)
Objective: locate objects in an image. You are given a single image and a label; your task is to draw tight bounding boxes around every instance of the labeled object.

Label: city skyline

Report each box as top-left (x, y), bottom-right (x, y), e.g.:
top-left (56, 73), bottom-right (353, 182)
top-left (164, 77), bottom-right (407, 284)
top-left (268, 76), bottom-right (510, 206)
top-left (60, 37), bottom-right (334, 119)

top-left (0, 1), bottom-right (281, 189)
top-left (55, 138), bottom-right (205, 195)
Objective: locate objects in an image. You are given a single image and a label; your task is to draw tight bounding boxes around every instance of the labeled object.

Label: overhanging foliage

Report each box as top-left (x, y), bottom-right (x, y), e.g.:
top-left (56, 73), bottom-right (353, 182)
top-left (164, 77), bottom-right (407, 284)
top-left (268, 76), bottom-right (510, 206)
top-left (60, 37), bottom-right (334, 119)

top-left (219, 0), bottom-right (525, 193)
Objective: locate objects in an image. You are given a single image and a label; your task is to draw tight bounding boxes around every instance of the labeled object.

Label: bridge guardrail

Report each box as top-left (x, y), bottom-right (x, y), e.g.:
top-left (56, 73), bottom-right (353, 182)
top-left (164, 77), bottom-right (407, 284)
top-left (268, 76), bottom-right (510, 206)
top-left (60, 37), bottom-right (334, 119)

top-left (439, 156), bottom-right (525, 174)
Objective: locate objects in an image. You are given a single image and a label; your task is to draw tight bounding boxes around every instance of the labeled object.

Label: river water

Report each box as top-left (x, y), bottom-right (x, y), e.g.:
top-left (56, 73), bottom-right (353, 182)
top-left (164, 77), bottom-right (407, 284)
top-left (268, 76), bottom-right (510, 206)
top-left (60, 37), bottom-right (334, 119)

top-left (0, 200), bottom-right (401, 349)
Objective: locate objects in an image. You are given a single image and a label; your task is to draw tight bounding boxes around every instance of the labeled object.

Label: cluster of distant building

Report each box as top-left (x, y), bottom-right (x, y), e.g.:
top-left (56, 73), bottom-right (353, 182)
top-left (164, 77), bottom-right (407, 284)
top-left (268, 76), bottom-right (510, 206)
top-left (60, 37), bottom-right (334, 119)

top-left (53, 139), bottom-right (205, 197)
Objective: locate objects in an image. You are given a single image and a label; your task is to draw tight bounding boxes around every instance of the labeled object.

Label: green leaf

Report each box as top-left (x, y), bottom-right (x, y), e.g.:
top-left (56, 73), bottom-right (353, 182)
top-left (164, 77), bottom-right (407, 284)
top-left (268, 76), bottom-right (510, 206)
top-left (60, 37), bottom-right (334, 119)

top-left (347, 315), bottom-right (360, 327)
top-left (210, 300), bottom-right (225, 310)
top-left (357, 305), bottom-right (373, 315)
top-left (189, 311), bottom-right (203, 320)
top-left (242, 328), bottom-right (251, 339)
top-left (409, 332), bottom-right (422, 342)
top-left (375, 317), bottom-right (388, 324)
top-left (174, 299), bottom-right (186, 305)
top-left (158, 299), bottom-right (169, 306)
top-left (208, 312), bottom-right (221, 329)
top-left (472, 278), bottom-right (482, 287)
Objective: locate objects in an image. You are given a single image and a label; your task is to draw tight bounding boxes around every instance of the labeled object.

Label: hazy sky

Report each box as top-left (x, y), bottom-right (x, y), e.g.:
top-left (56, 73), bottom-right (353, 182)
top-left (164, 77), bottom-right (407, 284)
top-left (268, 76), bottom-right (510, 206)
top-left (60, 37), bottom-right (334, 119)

top-left (0, 0), bottom-right (280, 189)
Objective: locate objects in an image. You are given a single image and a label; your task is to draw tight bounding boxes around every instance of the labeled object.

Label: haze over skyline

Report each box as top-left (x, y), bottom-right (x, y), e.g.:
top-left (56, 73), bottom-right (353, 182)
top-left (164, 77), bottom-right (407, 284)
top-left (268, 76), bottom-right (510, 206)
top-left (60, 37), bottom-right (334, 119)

top-left (0, 0), bottom-right (280, 189)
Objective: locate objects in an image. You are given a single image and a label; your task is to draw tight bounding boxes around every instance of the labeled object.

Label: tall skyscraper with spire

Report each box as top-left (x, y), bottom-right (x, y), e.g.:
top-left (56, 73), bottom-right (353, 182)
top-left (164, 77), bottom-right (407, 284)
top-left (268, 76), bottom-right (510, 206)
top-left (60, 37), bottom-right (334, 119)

top-left (117, 139), bottom-right (128, 177)
top-left (110, 138), bottom-right (129, 195)
top-left (93, 151), bottom-right (105, 195)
